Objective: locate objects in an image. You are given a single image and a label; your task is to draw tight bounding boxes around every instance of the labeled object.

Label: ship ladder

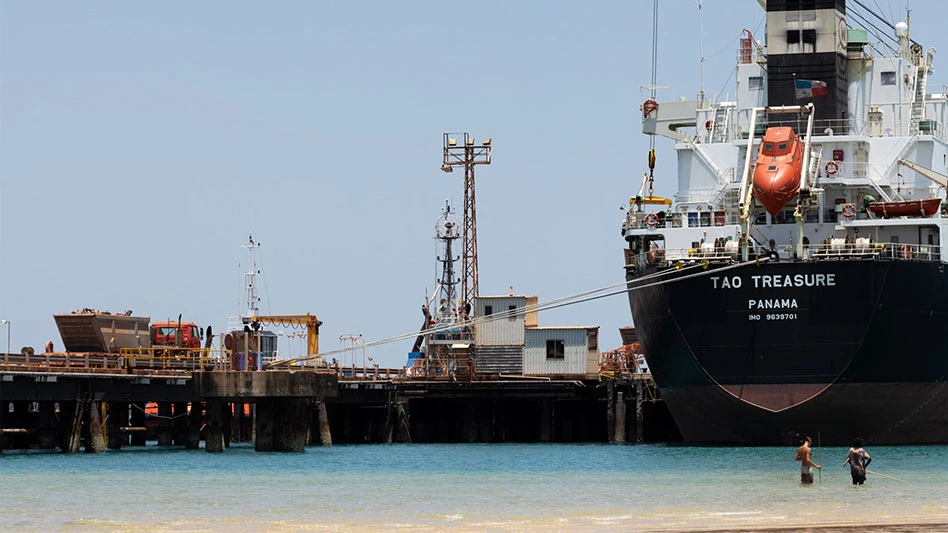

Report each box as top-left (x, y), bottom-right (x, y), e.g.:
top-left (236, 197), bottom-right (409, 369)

top-left (711, 105), bottom-right (729, 143)
top-left (910, 64), bottom-right (927, 134)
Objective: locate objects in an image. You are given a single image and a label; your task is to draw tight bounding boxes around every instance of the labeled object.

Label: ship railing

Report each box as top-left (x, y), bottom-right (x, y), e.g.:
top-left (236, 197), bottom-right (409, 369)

top-left (808, 242), bottom-right (942, 262)
top-left (625, 243), bottom-right (944, 269)
top-left (739, 118), bottom-right (859, 137)
top-left (623, 210), bottom-right (739, 231)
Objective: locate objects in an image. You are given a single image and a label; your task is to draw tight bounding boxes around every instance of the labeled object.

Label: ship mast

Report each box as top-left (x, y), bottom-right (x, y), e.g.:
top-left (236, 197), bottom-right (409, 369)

top-left (243, 234), bottom-right (261, 320)
top-left (434, 201), bottom-right (461, 325)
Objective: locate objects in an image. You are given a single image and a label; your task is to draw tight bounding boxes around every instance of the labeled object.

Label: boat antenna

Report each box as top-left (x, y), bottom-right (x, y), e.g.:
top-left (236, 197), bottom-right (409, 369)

top-left (697, 0), bottom-right (705, 107)
top-left (243, 233), bottom-right (261, 319)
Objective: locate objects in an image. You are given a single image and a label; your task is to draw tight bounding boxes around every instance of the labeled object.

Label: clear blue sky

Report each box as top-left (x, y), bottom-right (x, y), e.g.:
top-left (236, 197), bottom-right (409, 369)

top-left (0, 1), bottom-right (932, 367)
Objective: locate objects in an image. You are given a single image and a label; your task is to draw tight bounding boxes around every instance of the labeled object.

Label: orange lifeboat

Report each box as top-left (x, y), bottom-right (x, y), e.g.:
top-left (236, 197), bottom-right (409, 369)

top-left (752, 126), bottom-right (804, 216)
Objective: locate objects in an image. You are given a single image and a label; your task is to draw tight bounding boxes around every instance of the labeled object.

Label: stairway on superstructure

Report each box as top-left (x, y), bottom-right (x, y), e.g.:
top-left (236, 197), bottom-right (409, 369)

top-left (910, 64), bottom-right (927, 135)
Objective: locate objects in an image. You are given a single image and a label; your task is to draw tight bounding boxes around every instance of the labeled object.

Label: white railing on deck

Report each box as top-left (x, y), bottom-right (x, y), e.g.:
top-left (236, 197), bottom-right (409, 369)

top-left (625, 243), bottom-right (943, 268)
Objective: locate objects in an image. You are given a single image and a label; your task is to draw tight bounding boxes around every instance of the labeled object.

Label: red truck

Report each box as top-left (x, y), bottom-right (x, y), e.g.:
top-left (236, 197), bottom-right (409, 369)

top-left (150, 320), bottom-right (202, 349)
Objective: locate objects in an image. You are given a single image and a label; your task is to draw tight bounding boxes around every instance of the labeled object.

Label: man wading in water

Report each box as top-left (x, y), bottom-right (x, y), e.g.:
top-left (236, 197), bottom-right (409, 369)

top-left (794, 436), bottom-right (821, 484)
top-left (843, 437), bottom-right (872, 485)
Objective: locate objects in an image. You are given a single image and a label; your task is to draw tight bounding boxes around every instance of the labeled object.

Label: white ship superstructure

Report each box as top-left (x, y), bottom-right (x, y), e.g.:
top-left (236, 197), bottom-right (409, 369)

top-left (626, 2), bottom-right (948, 257)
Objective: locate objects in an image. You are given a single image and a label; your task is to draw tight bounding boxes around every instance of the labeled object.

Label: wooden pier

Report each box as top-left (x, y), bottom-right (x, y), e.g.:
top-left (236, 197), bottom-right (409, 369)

top-left (0, 352), bottom-right (679, 452)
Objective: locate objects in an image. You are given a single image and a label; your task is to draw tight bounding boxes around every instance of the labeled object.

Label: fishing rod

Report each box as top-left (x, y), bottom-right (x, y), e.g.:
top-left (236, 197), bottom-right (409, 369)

top-left (818, 432), bottom-right (822, 484)
top-left (866, 469), bottom-right (908, 483)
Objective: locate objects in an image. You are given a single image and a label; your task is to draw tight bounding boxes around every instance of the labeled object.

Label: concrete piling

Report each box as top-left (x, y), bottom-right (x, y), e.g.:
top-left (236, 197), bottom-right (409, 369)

top-left (173, 402), bottom-right (189, 446)
top-left (186, 401), bottom-right (202, 450)
top-left (316, 401), bottom-right (332, 446)
top-left (130, 402), bottom-right (146, 446)
top-left (204, 398), bottom-right (226, 453)
top-left (273, 398), bottom-right (307, 452)
top-left (157, 402), bottom-right (173, 446)
top-left (254, 399), bottom-right (274, 451)
top-left (107, 401), bottom-right (127, 450)
top-left (86, 401), bottom-right (106, 453)
top-left (615, 391), bottom-right (626, 443)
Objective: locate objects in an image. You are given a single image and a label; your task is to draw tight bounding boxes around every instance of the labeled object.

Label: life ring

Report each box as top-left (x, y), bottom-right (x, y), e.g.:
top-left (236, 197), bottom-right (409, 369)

top-left (825, 161), bottom-right (839, 175)
top-left (642, 98), bottom-right (659, 117)
top-left (900, 244), bottom-right (912, 259)
top-left (644, 212), bottom-right (659, 227)
top-left (705, 119), bottom-right (713, 131)
top-left (841, 203), bottom-right (856, 218)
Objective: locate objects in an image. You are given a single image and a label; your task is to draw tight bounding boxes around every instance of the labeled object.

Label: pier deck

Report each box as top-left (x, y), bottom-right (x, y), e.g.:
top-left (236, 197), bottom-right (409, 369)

top-left (0, 351), bottom-right (677, 452)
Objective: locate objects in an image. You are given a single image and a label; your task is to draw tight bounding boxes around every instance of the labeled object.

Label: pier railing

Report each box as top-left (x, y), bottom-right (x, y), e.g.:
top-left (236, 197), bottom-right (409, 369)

top-left (0, 348), bottom-right (233, 373)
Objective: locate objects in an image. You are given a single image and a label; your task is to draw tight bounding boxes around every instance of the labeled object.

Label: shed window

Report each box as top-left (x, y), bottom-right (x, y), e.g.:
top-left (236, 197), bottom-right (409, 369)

top-left (484, 305), bottom-right (493, 316)
top-left (802, 29), bottom-right (816, 44)
top-left (881, 71), bottom-right (896, 86)
top-left (546, 339), bottom-right (565, 359)
top-left (748, 76), bottom-right (763, 90)
top-left (508, 305), bottom-right (517, 319)
top-left (587, 330), bottom-right (598, 351)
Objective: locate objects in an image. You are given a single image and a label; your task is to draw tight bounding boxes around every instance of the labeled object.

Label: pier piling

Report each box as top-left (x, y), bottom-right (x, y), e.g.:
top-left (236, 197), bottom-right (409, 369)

top-left (204, 398), bottom-right (226, 453)
top-left (317, 401), bottom-right (333, 446)
top-left (615, 391), bottom-right (626, 443)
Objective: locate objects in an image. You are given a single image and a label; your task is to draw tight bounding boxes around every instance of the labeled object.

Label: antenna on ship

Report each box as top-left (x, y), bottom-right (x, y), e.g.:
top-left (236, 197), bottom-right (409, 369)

top-left (697, 0), bottom-right (705, 107)
top-left (434, 200), bottom-right (461, 325)
top-left (243, 233), bottom-right (262, 320)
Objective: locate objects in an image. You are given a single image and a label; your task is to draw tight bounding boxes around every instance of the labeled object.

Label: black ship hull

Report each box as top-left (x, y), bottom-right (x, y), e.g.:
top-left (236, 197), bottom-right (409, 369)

top-left (626, 258), bottom-right (948, 445)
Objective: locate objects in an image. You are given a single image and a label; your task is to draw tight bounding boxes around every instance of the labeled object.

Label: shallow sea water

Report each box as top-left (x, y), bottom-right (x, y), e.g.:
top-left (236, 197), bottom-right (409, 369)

top-left (1, 443), bottom-right (946, 532)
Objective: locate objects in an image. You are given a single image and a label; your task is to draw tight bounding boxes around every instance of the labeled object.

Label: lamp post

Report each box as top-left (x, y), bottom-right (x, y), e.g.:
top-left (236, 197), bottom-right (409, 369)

top-left (1, 320), bottom-right (9, 355)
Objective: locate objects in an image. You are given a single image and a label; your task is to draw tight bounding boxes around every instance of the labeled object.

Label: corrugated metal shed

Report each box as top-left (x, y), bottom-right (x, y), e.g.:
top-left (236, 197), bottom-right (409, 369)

top-left (523, 326), bottom-right (599, 376)
top-left (475, 295), bottom-right (533, 346)
top-left (474, 345), bottom-right (523, 374)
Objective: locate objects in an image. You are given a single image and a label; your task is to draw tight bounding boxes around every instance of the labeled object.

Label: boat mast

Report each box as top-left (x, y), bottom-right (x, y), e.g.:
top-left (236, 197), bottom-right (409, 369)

top-left (243, 234), bottom-right (261, 320)
top-left (434, 201), bottom-right (461, 325)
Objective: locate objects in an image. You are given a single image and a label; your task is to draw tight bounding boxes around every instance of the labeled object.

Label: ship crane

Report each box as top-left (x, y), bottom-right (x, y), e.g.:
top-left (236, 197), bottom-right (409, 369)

top-left (897, 158), bottom-right (948, 193)
top-left (737, 103), bottom-right (818, 261)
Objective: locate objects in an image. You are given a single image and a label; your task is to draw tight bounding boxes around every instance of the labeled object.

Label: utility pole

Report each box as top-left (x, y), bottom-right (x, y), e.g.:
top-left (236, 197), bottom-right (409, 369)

top-left (441, 133), bottom-right (491, 318)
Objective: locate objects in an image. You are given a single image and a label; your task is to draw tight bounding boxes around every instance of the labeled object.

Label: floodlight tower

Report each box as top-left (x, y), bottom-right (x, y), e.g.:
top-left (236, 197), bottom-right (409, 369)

top-left (441, 132), bottom-right (491, 318)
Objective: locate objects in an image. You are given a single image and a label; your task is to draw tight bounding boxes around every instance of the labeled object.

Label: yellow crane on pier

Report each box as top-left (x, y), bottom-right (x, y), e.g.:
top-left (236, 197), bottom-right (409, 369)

top-left (246, 314), bottom-right (323, 356)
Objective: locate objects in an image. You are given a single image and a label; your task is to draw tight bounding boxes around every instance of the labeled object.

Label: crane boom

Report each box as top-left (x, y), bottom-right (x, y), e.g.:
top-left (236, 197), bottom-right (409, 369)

top-left (247, 313), bottom-right (322, 355)
top-left (898, 158), bottom-right (948, 190)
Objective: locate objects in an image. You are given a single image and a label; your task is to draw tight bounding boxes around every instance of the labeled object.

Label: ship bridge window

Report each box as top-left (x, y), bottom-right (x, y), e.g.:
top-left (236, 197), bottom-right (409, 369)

top-left (881, 71), bottom-right (897, 86)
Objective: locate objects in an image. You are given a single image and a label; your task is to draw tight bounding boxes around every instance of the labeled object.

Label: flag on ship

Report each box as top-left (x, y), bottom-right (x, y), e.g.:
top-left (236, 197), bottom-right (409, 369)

top-left (794, 79), bottom-right (828, 100)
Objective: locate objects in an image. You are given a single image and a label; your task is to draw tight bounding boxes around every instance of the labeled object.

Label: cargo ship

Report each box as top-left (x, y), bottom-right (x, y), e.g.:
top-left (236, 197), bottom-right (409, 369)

top-left (621, 1), bottom-right (948, 444)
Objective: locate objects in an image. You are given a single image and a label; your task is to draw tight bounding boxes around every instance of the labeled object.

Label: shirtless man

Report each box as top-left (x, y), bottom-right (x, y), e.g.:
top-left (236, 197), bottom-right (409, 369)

top-left (794, 436), bottom-right (822, 484)
top-left (843, 437), bottom-right (872, 485)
